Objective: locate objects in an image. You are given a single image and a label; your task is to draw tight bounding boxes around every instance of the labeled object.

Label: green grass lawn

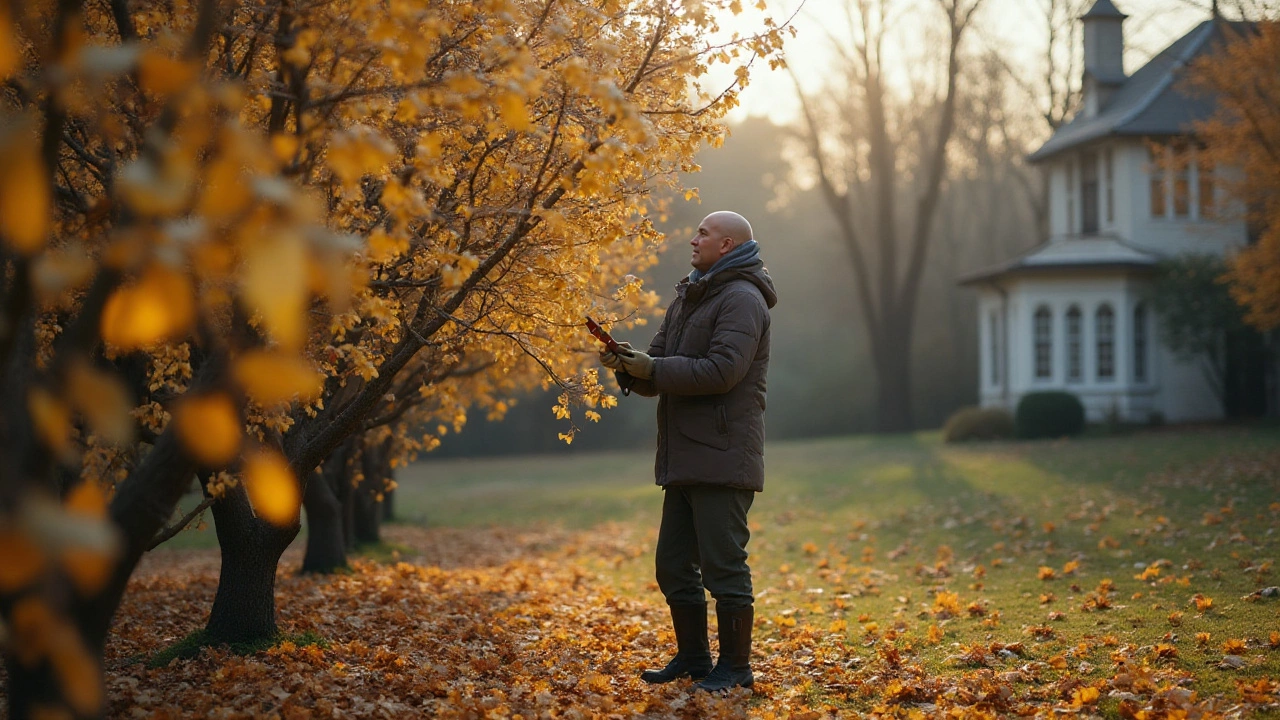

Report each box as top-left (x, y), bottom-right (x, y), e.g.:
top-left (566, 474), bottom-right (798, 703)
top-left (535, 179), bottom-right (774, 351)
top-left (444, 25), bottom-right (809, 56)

top-left (153, 424), bottom-right (1280, 712)
top-left (399, 424), bottom-right (1280, 710)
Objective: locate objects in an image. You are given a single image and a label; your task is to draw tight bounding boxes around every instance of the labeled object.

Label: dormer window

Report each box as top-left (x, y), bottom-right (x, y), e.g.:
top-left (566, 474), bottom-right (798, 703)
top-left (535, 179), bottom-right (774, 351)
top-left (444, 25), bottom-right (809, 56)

top-left (1172, 139), bottom-right (1191, 218)
top-left (1149, 146), bottom-right (1166, 218)
top-left (1081, 151), bottom-right (1099, 234)
top-left (1104, 148), bottom-right (1114, 224)
top-left (1066, 159), bottom-right (1076, 234)
top-left (1150, 141), bottom-right (1215, 221)
top-left (1198, 154), bottom-right (1216, 218)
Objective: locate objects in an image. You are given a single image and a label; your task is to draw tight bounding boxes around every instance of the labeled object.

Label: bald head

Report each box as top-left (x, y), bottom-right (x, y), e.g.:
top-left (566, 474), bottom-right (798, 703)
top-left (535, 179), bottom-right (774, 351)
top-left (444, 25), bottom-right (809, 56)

top-left (703, 211), bottom-right (753, 247)
top-left (689, 211), bottom-right (754, 273)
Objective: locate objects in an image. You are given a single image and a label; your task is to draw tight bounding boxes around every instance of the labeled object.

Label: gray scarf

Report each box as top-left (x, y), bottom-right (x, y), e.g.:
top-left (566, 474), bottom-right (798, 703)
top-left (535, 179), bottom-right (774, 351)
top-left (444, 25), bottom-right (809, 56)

top-left (688, 240), bottom-right (759, 283)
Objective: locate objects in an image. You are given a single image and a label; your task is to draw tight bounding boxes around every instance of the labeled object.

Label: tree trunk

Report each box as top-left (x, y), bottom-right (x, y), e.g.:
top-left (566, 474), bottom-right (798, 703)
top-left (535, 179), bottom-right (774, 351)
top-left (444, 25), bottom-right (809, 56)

top-left (351, 487), bottom-right (382, 545)
top-left (300, 440), bottom-right (354, 573)
top-left (382, 486), bottom-right (395, 522)
top-left (300, 466), bottom-right (347, 574)
top-left (2, 391), bottom-right (207, 719)
top-left (352, 441), bottom-right (384, 545)
top-left (872, 326), bottom-right (915, 433)
top-left (205, 484), bottom-right (299, 644)
top-left (2, 650), bottom-right (105, 720)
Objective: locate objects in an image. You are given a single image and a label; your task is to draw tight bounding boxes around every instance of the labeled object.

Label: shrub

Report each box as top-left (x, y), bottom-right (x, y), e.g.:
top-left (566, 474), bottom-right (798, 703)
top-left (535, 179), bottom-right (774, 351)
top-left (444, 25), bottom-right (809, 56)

top-left (943, 406), bottom-right (1015, 443)
top-left (1015, 391), bottom-right (1086, 439)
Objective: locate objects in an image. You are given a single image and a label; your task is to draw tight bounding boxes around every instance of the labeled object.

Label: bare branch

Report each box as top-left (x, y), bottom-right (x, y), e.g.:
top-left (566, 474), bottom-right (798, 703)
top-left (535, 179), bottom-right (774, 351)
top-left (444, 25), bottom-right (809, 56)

top-left (146, 493), bottom-right (214, 551)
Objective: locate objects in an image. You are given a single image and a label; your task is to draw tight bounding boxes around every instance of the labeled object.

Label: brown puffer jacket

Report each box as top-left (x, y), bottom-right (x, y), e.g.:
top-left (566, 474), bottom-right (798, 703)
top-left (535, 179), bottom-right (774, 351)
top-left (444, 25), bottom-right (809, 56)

top-left (622, 259), bottom-right (777, 492)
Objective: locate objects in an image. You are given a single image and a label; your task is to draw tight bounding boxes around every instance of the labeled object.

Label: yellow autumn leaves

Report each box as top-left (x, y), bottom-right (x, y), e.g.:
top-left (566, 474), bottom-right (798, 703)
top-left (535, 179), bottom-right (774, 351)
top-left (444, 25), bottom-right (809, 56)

top-left (327, 127), bottom-right (396, 186)
top-left (101, 265), bottom-right (196, 350)
top-left (174, 394), bottom-right (242, 466)
top-left (243, 451), bottom-right (301, 526)
top-left (2, 483), bottom-right (117, 716)
top-left (0, 482), bottom-right (117, 598)
top-left (171, 394), bottom-right (301, 526)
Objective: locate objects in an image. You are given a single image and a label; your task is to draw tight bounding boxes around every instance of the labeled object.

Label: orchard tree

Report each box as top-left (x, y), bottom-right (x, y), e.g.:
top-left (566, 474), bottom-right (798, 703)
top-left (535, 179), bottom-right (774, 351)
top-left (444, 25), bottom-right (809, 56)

top-left (0, 0), bottom-right (789, 716)
top-left (1188, 19), bottom-right (1280, 332)
top-left (1149, 254), bottom-right (1248, 411)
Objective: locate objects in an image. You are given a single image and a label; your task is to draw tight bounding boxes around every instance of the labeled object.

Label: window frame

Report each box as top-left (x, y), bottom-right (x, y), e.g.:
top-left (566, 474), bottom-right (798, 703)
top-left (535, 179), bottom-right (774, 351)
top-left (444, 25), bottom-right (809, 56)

top-left (989, 310), bottom-right (1001, 386)
top-left (1172, 139), bottom-right (1191, 218)
top-left (1034, 306), bottom-right (1053, 381)
top-left (1095, 304), bottom-right (1115, 382)
top-left (1149, 145), bottom-right (1167, 218)
top-left (1133, 302), bottom-right (1148, 383)
top-left (1066, 158), bottom-right (1076, 234)
top-left (1081, 151), bottom-right (1099, 234)
top-left (1196, 152), bottom-right (1215, 219)
top-left (1104, 148), bottom-right (1114, 225)
top-left (1066, 305), bottom-right (1083, 383)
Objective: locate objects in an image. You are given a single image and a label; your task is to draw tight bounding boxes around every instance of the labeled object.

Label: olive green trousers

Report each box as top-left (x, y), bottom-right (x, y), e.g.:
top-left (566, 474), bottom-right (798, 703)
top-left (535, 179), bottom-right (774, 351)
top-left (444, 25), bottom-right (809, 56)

top-left (655, 484), bottom-right (755, 609)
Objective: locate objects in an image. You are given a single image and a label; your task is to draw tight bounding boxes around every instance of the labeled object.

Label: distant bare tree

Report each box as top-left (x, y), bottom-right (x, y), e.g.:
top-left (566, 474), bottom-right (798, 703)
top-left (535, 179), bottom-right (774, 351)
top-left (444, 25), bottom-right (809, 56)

top-left (792, 0), bottom-right (986, 432)
top-left (1041, 0), bottom-right (1089, 131)
top-left (979, 0), bottom-right (1087, 239)
top-left (1172, 0), bottom-right (1277, 20)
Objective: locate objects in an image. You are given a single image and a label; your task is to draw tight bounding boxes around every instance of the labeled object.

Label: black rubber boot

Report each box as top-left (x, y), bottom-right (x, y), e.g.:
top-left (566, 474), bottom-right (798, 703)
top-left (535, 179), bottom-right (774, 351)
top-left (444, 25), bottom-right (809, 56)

top-left (640, 603), bottom-right (713, 683)
top-left (696, 605), bottom-right (754, 692)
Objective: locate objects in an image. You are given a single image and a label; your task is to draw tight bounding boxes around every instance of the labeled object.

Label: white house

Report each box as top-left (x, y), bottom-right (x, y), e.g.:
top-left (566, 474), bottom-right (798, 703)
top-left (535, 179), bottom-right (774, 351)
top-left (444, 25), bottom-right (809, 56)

top-left (961, 1), bottom-right (1259, 423)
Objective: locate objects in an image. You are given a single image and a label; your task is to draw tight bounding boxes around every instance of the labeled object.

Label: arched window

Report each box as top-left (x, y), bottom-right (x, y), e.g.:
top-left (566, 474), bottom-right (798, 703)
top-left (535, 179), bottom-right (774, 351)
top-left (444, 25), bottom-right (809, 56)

top-left (1096, 304), bottom-right (1115, 381)
top-left (1133, 303), bottom-right (1148, 382)
top-left (1066, 306), bottom-right (1083, 382)
top-left (1034, 306), bottom-right (1053, 380)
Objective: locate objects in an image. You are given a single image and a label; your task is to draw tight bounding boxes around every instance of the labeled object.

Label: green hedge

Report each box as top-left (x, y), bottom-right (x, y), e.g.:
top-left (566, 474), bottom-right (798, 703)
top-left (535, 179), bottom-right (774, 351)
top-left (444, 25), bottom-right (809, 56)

top-left (1015, 391), bottom-right (1085, 439)
top-left (942, 406), bottom-right (1015, 443)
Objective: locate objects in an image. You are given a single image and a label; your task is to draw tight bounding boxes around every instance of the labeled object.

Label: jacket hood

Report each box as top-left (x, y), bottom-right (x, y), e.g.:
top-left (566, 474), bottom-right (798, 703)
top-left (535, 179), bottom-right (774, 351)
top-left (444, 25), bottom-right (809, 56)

top-left (707, 259), bottom-right (777, 309)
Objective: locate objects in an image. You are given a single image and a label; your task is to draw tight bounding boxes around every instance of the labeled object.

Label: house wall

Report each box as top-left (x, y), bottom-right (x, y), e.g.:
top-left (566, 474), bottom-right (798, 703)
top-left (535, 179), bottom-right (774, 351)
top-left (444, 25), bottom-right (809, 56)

top-left (1048, 159), bottom-right (1071, 237)
top-left (977, 292), bottom-right (1009, 407)
top-left (973, 270), bottom-right (1224, 424)
top-left (1120, 142), bottom-right (1249, 256)
top-left (1157, 347), bottom-right (1224, 423)
top-left (1044, 142), bottom-right (1248, 255)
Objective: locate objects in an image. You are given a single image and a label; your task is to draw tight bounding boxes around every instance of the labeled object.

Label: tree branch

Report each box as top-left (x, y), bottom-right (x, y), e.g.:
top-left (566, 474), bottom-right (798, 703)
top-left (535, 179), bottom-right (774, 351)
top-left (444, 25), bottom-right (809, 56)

top-left (146, 493), bottom-right (214, 551)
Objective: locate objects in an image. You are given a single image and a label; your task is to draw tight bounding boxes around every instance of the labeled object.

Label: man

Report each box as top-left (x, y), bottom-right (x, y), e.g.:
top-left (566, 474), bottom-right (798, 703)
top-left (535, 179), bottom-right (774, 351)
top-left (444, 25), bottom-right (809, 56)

top-left (601, 210), bottom-right (776, 693)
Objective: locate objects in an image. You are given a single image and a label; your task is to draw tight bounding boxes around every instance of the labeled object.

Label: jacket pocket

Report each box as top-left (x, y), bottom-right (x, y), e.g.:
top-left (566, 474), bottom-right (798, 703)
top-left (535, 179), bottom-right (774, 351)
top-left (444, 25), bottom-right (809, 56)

top-left (674, 404), bottom-right (731, 451)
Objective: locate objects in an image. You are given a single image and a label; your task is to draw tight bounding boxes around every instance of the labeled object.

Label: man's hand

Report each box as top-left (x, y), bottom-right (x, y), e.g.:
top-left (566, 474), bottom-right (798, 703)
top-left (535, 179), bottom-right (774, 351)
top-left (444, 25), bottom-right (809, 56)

top-left (618, 346), bottom-right (655, 379)
top-left (599, 341), bottom-right (633, 371)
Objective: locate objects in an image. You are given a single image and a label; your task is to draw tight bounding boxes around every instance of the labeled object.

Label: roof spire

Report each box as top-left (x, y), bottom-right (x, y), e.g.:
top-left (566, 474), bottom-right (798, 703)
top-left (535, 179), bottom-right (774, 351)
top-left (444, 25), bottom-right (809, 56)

top-left (1212, 0), bottom-right (1220, 18)
top-left (1080, 0), bottom-right (1127, 116)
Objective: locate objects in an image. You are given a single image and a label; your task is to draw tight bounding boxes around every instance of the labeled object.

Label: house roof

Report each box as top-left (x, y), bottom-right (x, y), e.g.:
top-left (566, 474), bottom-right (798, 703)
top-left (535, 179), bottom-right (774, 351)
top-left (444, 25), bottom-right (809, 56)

top-left (958, 236), bottom-right (1162, 286)
top-left (1028, 20), bottom-right (1255, 163)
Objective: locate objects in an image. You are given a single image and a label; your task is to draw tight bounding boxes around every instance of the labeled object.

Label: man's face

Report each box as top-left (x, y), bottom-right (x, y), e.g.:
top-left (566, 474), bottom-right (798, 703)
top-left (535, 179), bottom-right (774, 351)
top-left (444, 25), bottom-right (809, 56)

top-left (690, 217), bottom-right (731, 272)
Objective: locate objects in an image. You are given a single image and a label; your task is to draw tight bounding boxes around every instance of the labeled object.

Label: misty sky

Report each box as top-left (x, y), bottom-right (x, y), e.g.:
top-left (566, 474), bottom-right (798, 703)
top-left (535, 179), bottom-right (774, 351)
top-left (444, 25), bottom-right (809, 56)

top-left (721, 0), bottom-right (1224, 125)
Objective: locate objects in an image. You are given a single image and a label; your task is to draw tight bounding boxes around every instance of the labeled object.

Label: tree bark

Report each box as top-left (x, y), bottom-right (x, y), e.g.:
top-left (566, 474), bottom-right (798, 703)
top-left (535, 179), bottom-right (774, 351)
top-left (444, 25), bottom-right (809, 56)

top-left (382, 486), bottom-right (396, 522)
top-left (300, 441), bottom-right (353, 573)
top-left (872, 327), bottom-right (914, 433)
top-left (352, 439), bottom-right (385, 545)
top-left (300, 466), bottom-right (347, 574)
top-left (205, 484), bottom-right (299, 644)
top-left (351, 488), bottom-right (381, 545)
